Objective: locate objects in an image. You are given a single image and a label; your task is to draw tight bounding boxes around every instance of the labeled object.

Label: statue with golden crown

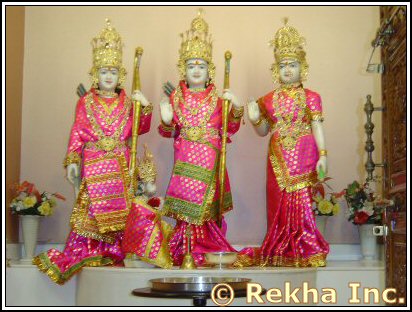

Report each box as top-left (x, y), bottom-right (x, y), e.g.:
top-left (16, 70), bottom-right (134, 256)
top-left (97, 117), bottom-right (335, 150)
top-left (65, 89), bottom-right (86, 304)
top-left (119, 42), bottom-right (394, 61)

top-left (237, 19), bottom-right (329, 268)
top-left (122, 145), bottom-right (174, 269)
top-left (33, 19), bottom-right (153, 284)
top-left (158, 10), bottom-right (243, 267)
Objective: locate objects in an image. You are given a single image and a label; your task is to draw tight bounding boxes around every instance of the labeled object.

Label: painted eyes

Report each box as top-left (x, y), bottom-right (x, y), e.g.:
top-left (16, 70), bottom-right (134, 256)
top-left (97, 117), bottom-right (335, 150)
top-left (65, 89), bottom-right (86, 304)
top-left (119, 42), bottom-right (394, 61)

top-left (188, 65), bottom-right (206, 70)
top-left (279, 63), bottom-right (298, 69)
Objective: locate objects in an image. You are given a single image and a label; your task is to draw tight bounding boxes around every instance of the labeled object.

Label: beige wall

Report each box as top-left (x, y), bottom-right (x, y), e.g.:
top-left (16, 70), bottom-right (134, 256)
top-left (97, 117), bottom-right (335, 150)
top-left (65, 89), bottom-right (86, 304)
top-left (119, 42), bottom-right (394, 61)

top-left (6, 6), bottom-right (25, 243)
top-left (20, 5), bottom-right (382, 244)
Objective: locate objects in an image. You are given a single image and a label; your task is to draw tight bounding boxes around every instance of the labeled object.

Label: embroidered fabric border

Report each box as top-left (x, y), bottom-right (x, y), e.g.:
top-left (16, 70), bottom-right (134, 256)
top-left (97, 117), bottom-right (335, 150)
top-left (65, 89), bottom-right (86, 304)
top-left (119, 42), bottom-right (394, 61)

top-left (142, 103), bottom-right (154, 115)
top-left (257, 97), bottom-right (274, 127)
top-left (173, 161), bottom-right (214, 184)
top-left (260, 253), bottom-right (327, 267)
top-left (163, 191), bottom-right (232, 225)
top-left (63, 152), bottom-right (82, 168)
top-left (310, 111), bottom-right (324, 121)
top-left (33, 252), bottom-right (113, 285)
top-left (234, 251), bottom-right (327, 268)
top-left (164, 197), bottom-right (203, 224)
top-left (94, 210), bottom-right (129, 233)
top-left (160, 121), bottom-right (176, 132)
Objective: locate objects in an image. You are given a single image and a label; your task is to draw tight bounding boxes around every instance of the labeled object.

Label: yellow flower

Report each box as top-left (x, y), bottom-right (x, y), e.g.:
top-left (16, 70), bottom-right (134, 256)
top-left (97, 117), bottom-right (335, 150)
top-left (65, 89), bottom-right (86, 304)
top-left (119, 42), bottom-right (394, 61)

top-left (318, 200), bottom-right (333, 214)
top-left (38, 201), bottom-right (53, 216)
top-left (49, 198), bottom-right (57, 208)
top-left (23, 196), bottom-right (37, 208)
top-left (332, 203), bottom-right (340, 215)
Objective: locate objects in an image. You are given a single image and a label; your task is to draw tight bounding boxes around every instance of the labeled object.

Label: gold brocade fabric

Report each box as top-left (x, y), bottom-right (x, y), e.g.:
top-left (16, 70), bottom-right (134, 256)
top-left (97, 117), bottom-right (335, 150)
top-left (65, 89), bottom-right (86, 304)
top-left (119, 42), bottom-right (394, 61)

top-left (234, 251), bottom-right (327, 268)
top-left (70, 181), bottom-right (119, 244)
top-left (82, 153), bottom-right (132, 234)
top-left (269, 137), bottom-right (318, 193)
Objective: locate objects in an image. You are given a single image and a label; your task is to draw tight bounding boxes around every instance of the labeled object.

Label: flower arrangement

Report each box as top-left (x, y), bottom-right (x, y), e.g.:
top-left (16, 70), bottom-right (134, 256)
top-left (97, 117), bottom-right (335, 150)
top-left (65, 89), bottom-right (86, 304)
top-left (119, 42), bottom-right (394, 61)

top-left (344, 180), bottom-right (392, 225)
top-left (312, 177), bottom-right (345, 216)
top-left (9, 181), bottom-right (65, 216)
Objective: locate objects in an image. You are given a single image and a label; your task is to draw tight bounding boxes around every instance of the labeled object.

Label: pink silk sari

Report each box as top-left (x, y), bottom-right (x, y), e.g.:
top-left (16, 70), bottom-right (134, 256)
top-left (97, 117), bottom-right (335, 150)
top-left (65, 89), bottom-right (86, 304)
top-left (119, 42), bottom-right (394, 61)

top-left (237, 86), bottom-right (329, 268)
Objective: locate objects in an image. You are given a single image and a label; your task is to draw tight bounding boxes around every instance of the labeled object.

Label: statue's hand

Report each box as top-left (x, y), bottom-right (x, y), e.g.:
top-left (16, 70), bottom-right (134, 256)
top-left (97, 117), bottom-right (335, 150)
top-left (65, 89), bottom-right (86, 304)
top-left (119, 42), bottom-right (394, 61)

top-left (67, 164), bottom-right (80, 185)
top-left (316, 156), bottom-right (328, 181)
top-left (222, 89), bottom-right (241, 108)
top-left (160, 97), bottom-right (173, 125)
top-left (132, 90), bottom-right (150, 106)
top-left (247, 100), bottom-right (260, 123)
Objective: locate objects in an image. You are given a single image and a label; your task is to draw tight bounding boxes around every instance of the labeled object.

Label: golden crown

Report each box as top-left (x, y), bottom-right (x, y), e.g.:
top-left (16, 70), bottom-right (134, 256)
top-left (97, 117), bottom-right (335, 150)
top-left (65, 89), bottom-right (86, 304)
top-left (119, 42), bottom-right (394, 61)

top-left (179, 9), bottom-right (213, 64)
top-left (137, 145), bottom-right (157, 183)
top-left (91, 18), bottom-right (123, 69)
top-left (270, 18), bottom-right (306, 63)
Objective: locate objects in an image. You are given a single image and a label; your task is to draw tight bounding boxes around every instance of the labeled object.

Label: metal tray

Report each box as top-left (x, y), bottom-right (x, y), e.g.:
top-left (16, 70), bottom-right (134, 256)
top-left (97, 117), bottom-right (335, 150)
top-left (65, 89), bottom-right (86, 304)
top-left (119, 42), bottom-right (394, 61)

top-left (150, 277), bottom-right (251, 293)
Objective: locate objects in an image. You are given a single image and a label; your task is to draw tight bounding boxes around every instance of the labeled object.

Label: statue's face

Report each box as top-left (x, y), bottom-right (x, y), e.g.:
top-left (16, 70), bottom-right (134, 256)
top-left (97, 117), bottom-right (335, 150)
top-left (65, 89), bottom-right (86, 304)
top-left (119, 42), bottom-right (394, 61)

top-left (185, 58), bottom-right (209, 88)
top-left (98, 67), bottom-right (119, 91)
top-left (279, 58), bottom-right (301, 84)
top-left (144, 182), bottom-right (157, 197)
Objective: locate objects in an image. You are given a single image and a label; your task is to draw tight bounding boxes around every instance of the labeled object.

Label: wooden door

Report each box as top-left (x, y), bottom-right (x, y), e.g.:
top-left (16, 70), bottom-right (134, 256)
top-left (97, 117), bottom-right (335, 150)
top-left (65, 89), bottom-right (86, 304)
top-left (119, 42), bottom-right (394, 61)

top-left (379, 5), bottom-right (407, 307)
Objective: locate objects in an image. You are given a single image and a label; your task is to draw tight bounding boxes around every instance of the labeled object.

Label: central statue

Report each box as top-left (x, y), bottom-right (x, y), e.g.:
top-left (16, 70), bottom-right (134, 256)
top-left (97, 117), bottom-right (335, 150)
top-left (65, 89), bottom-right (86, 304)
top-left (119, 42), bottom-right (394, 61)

top-left (158, 10), bottom-right (244, 267)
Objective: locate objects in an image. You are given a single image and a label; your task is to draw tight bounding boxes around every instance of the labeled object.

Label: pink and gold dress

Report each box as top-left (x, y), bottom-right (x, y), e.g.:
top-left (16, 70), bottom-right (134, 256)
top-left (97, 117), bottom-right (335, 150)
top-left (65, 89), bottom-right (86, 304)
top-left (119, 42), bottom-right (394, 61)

top-left (33, 88), bottom-right (152, 284)
top-left (238, 84), bottom-right (329, 267)
top-left (158, 81), bottom-right (241, 266)
top-left (122, 197), bottom-right (174, 268)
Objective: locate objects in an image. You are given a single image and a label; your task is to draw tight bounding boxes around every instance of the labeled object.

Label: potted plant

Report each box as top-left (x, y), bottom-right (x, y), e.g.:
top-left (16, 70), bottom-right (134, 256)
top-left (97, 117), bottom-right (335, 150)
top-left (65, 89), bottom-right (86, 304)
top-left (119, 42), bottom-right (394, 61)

top-left (344, 180), bottom-right (392, 259)
top-left (9, 181), bottom-right (65, 263)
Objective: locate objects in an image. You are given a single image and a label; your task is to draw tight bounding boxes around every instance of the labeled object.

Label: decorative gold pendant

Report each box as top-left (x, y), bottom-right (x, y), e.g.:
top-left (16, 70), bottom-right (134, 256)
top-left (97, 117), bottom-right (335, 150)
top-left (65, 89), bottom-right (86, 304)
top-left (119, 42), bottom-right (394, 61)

top-left (184, 127), bottom-right (205, 142)
top-left (282, 136), bottom-right (296, 150)
top-left (96, 137), bottom-right (117, 151)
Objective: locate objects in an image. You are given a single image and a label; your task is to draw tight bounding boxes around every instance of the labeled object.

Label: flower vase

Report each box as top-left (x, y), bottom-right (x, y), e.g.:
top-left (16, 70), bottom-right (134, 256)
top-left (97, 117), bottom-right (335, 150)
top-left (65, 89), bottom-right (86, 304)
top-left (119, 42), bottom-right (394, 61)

top-left (315, 215), bottom-right (328, 237)
top-left (20, 215), bottom-right (41, 264)
top-left (358, 223), bottom-right (377, 260)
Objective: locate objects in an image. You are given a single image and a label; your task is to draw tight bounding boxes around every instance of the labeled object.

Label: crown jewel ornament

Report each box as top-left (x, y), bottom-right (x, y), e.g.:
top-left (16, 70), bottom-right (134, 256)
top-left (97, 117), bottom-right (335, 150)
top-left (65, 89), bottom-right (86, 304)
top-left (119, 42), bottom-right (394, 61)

top-left (177, 9), bottom-right (216, 82)
top-left (269, 18), bottom-right (309, 83)
top-left (89, 19), bottom-right (127, 88)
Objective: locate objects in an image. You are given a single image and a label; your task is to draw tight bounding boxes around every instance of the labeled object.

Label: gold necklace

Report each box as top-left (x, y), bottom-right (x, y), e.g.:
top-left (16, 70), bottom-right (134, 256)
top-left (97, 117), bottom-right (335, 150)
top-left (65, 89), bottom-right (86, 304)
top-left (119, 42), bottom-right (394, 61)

top-left (95, 89), bottom-right (118, 98)
top-left (272, 85), bottom-right (311, 150)
top-left (188, 87), bottom-right (206, 93)
top-left (97, 96), bottom-right (119, 116)
top-left (86, 94), bottom-right (131, 143)
top-left (180, 89), bottom-right (213, 116)
top-left (174, 85), bottom-right (218, 128)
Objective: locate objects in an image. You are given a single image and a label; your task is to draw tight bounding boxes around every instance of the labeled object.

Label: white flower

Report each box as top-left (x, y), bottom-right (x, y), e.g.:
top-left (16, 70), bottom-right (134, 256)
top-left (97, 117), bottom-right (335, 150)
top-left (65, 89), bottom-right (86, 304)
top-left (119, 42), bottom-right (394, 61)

top-left (361, 201), bottom-right (375, 216)
top-left (17, 201), bottom-right (26, 211)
